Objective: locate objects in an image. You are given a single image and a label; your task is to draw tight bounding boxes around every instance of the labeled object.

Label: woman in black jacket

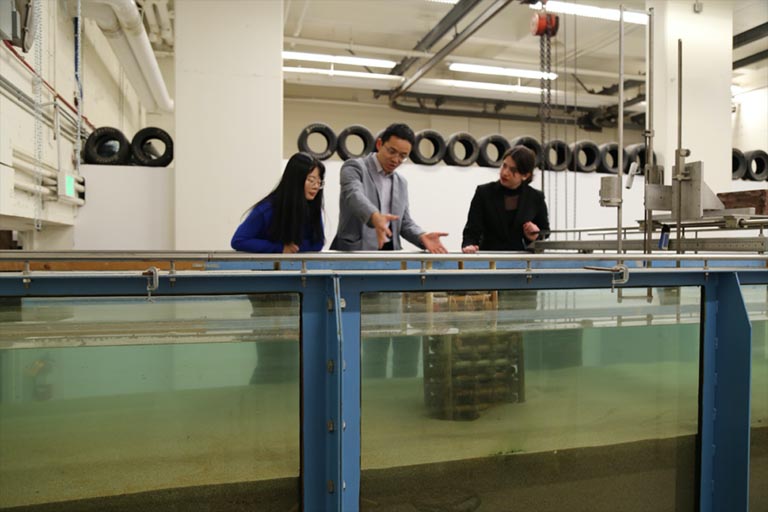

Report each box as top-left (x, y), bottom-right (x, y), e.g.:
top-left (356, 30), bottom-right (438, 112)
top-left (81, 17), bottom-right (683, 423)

top-left (462, 145), bottom-right (549, 252)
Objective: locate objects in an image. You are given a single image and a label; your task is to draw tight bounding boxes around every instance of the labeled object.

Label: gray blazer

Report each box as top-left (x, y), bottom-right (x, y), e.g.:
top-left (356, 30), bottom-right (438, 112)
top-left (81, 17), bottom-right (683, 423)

top-left (332, 152), bottom-right (424, 251)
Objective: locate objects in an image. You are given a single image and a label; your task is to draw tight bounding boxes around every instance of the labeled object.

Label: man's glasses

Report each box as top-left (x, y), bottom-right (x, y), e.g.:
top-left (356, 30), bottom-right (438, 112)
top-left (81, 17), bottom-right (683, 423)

top-left (306, 176), bottom-right (325, 189)
top-left (382, 144), bottom-right (410, 162)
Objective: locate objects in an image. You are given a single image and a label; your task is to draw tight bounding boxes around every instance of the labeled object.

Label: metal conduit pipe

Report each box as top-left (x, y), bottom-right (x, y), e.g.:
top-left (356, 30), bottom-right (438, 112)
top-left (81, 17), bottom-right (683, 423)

top-left (0, 73), bottom-right (85, 144)
top-left (15, 149), bottom-right (85, 182)
top-left (72, 0), bottom-right (174, 112)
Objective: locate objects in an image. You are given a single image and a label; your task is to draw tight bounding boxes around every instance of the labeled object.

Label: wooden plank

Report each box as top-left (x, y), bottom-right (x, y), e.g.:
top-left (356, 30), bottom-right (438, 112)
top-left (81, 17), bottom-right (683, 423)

top-left (0, 260), bottom-right (205, 272)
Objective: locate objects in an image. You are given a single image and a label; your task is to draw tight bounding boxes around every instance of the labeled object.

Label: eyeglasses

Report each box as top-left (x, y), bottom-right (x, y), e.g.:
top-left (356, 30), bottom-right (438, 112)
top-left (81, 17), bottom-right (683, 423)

top-left (382, 144), bottom-right (410, 162)
top-left (306, 176), bottom-right (325, 189)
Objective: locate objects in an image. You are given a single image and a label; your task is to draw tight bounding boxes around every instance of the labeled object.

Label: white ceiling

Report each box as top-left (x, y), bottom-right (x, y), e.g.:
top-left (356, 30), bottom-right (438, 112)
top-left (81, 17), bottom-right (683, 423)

top-left (281, 0), bottom-right (768, 118)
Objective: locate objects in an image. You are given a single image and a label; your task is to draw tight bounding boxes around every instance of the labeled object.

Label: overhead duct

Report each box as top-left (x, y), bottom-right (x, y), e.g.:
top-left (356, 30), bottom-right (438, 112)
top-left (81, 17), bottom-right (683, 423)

top-left (71, 0), bottom-right (174, 112)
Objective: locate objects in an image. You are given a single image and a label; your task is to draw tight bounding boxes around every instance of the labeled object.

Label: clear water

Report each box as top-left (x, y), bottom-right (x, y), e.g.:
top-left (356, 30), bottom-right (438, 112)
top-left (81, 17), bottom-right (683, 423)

top-left (1, 286), bottom-right (765, 510)
top-left (0, 294), bottom-right (300, 508)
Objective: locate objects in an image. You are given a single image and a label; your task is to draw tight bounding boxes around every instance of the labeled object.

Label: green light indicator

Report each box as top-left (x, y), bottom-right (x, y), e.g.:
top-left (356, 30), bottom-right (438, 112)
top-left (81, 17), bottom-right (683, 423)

top-left (65, 175), bottom-right (76, 197)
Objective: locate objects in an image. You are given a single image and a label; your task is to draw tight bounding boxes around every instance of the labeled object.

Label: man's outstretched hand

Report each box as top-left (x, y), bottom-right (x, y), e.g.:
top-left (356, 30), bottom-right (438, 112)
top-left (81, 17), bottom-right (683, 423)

top-left (420, 232), bottom-right (449, 254)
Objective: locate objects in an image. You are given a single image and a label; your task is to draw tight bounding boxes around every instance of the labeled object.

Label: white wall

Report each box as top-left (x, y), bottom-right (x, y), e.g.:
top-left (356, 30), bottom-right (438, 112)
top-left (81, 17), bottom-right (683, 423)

top-left (73, 165), bottom-right (173, 250)
top-left (732, 87), bottom-right (768, 155)
top-left (649, 1), bottom-right (734, 192)
top-left (174, 1), bottom-right (283, 250)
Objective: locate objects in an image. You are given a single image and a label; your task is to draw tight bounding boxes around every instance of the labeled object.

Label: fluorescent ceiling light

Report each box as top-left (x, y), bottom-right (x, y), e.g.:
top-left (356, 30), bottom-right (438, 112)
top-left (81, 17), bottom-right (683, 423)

top-left (282, 51), bottom-right (396, 69)
top-left (529, 1), bottom-right (648, 25)
top-left (425, 0), bottom-right (460, 4)
top-left (283, 66), bottom-right (404, 82)
top-left (426, 78), bottom-right (542, 95)
top-left (449, 62), bottom-right (557, 81)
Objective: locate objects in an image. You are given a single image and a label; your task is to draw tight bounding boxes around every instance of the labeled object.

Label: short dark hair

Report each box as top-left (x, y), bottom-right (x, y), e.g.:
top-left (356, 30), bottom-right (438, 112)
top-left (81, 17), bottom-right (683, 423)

top-left (503, 145), bottom-right (537, 184)
top-left (379, 123), bottom-right (415, 146)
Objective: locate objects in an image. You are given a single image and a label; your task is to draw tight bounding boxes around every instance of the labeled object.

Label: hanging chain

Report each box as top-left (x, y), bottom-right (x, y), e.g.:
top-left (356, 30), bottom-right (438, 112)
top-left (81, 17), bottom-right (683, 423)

top-left (33, 0), bottom-right (44, 231)
top-left (75, 0), bottom-right (83, 174)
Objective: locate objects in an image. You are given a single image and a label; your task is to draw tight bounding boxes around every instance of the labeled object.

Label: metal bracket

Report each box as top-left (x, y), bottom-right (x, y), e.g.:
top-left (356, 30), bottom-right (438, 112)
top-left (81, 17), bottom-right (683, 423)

top-left (584, 264), bottom-right (630, 291)
top-left (327, 297), bottom-right (346, 311)
top-left (22, 261), bottom-right (31, 288)
top-left (142, 266), bottom-right (160, 302)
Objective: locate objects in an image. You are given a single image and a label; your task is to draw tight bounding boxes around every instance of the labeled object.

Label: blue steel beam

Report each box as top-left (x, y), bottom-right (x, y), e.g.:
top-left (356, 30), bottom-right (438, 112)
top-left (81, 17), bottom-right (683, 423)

top-left (699, 273), bottom-right (752, 512)
top-left (301, 278), bottom-right (342, 510)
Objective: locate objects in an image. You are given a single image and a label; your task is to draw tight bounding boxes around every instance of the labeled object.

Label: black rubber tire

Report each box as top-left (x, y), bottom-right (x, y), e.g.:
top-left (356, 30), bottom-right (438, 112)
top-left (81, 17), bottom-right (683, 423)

top-left (625, 143), bottom-right (657, 175)
top-left (744, 149), bottom-right (768, 181)
top-left (336, 125), bottom-right (375, 161)
top-left (131, 127), bottom-right (174, 167)
top-left (443, 132), bottom-right (479, 167)
top-left (476, 135), bottom-right (510, 168)
top-left (597, 142), bottom-right (628, 174)
top-left (732, 148), bottom-right (747, 180)
top-left (410, 130), bottom-right (446, 166)
top-left (509, 136), bottom-right (542, 169)
top-left (83, 126), bottom-right (131, 165)
top-left (568, 140), bottom-right (600, 173)
top-left (297, 122), bottom-right (337, 161)
top-left (542, 139), bottom-right (571, 171)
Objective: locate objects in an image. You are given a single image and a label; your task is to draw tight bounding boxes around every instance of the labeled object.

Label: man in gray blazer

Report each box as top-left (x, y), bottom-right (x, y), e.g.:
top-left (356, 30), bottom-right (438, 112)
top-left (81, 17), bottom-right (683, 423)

top-left (331, 123), bottom-right (447, 252)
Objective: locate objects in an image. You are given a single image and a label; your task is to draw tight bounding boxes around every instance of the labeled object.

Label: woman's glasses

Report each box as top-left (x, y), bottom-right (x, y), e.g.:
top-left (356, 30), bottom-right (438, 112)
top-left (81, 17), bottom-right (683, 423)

top-left (306, 176), bottom-right (325, 189)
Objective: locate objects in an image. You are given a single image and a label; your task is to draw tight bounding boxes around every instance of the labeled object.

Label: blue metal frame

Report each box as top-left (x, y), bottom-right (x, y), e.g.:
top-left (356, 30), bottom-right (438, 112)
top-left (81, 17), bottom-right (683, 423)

top-left (700, 273), bottom-right (752, 511)
top-left (1, 262), bottom-right (766, 512)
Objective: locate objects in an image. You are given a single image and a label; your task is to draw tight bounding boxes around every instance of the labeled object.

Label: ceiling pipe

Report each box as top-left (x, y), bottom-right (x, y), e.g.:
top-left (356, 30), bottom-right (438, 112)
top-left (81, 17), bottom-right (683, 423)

top-left (390, 0), bottom-right (483, 76)
top-left (72, 0), bottom-right (174, 112)
top-left (390, 0), bottom-right (513, 100)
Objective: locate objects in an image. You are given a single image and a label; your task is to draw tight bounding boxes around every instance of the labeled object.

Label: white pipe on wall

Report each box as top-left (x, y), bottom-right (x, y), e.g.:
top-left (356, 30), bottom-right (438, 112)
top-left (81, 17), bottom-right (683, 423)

top-left (72, 0), bottom-right (174, 112)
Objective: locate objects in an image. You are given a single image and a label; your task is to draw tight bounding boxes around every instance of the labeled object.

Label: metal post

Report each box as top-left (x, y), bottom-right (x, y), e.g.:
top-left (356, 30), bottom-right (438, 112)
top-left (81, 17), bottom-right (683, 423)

top-left (644, 8), bottom-right (655, 258)
top-left (674, 39), bottom-right (690, 255)
top-left (617, 6), bottom-right (625, 255)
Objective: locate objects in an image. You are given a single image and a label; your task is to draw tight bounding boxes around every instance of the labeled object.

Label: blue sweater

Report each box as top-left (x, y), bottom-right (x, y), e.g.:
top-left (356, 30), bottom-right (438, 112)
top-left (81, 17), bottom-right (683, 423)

top-left (231, 200), bottom-right (324, 253)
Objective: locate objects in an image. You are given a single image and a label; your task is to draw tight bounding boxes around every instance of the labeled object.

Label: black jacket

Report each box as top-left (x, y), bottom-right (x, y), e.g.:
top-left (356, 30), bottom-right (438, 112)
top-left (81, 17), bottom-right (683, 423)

top-left (461, 181), bottom-right (550, 251)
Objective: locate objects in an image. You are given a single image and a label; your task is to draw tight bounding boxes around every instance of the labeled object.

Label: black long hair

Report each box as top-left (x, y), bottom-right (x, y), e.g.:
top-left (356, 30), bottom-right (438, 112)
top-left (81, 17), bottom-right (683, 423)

top-left (254, 152), bottom-right (325, 245)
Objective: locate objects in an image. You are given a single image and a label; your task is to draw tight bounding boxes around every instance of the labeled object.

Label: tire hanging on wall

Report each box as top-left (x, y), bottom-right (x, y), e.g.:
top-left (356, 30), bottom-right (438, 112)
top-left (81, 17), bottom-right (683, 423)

top-left (336, 125), bottom-right (375, 161)
top-left (443, 132), bottom-right (480, 167)
top-left (509, 136), bottom-right (542, 169)
top-left (476, 135), bottom-right (510, 168)
top-left (83, 126), bottom-right (131, 165)
top-left (597, 142), bottom-right (628, 174)
top-left (131, 127), bottom-right (174, 167)
top-left (297, 122), bottom-right (337, 161)
top-left (743, 150), bottom-right (768, 181)
top-left (732, 148), bottom-right (747, 180)
top-left (625, 143), bottom-right (657, 175)
top-left (410, 130), bottom-right (447, 165)
top-left (568, 140), bottom-right (600, 173)
top-left (542, 139), bottom-right (571, 171)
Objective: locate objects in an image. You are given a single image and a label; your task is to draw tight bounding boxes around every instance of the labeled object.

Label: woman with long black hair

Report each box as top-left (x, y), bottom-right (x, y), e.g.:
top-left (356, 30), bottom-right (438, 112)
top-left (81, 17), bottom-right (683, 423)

top-left (232, 152), bottom-right (325, 384)
top-left (231, 151), bottom-right (325, 253)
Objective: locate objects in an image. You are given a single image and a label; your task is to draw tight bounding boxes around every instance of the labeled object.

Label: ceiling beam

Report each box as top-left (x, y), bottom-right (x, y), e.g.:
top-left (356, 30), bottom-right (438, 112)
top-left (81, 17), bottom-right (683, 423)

top-left (390, 0), bottom-right (513, 100)
top-left (733, 49), bottom-right (768, 70)
top-left (733, 22), bottom-right (768, 49)
top-left (390, 0), bottom-right (483, 76)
